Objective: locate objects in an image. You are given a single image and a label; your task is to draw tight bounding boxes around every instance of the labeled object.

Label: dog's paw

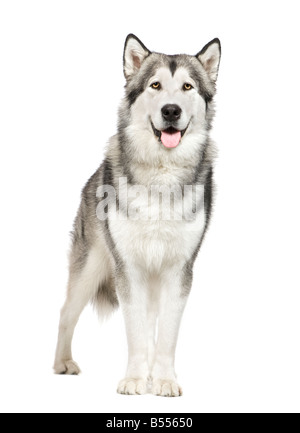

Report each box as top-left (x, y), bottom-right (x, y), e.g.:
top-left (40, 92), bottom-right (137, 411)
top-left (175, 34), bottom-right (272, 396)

top-left (53, 360), bottom-right (81, 375)
top-left (152, 379), bottom-right (182, 397)
top-left (117, 378), bottom-right (147, 395)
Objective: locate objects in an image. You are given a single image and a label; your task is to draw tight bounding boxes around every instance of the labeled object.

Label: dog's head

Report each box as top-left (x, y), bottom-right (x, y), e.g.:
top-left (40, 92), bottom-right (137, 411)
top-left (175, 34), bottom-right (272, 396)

top-left (120, 34), bottom-right (221, 162)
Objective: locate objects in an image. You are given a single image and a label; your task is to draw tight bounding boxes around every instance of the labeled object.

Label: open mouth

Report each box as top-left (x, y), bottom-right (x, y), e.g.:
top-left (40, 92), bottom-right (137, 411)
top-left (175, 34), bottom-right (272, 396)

top-left (151, 122), bottom-right (189, 149)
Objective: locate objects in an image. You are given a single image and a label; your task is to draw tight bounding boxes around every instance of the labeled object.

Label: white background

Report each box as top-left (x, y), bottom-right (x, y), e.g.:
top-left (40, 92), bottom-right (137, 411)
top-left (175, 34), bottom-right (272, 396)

top-left (0, 0), bottom-right (299, 414)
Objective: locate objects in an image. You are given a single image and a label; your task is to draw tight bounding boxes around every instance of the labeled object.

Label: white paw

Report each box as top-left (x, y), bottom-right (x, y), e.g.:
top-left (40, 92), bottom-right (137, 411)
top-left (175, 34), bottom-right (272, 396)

top-left (117, 378), bottom-right (147, 395)
top-left (53, 360), bottom-right (81, 375)
top-left (152, 379), bottom-right (182, 397)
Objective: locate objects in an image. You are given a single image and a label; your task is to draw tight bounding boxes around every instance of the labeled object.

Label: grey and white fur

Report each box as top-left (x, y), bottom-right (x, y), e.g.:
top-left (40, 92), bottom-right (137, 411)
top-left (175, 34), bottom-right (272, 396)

top-left (54, 34), bottom-right (221, 397)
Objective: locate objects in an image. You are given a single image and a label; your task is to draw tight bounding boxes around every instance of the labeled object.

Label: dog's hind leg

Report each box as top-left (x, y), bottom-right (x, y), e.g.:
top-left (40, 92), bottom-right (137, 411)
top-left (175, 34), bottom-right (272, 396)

top-left (53, 246), bottom-right (112, 375)
top-left (53, 281), bottom-right (87, 375)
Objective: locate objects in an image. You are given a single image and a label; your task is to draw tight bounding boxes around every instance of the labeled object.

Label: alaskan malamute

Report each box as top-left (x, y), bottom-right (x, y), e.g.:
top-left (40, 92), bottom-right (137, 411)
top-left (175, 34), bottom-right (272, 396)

top-left (54, 34), bottom-right (221, 397)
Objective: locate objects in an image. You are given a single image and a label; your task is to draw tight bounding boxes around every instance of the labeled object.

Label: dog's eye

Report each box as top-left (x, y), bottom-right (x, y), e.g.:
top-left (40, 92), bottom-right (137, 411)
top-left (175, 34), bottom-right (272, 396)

top-left (183, 83), bottom-right (193, 91)
top-left (151, 82), bottom-right (161, 90)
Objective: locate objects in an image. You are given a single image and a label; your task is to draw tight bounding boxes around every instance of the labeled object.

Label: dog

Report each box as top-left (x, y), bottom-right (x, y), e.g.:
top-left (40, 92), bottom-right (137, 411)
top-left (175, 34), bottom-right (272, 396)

top-left (54, 34), bottom-right (221, 397)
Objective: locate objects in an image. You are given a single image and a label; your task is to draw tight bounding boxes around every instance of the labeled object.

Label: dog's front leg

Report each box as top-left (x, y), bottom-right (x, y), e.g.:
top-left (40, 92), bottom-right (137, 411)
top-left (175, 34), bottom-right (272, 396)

top-left (117, 269), bottom-right (149, 395)
top-left (151, 267), bottom-right (191, 397)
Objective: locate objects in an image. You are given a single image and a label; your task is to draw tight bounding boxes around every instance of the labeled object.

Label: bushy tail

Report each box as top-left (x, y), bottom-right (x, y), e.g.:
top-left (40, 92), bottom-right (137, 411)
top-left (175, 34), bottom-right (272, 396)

top-left (91, 279), bottom-right (119, 322)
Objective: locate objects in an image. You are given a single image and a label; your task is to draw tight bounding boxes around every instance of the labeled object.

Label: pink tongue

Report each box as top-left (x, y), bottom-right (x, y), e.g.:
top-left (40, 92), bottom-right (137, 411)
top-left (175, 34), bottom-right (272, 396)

top-left (161, 130), bottom-right (181, 148)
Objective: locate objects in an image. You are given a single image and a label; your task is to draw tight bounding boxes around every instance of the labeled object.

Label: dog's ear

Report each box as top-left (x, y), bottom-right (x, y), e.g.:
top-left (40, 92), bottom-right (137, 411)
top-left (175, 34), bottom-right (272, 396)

top-left (123, 34), bottom-right (151, 80)
top-left (196, 38), bottom-right (221, 83)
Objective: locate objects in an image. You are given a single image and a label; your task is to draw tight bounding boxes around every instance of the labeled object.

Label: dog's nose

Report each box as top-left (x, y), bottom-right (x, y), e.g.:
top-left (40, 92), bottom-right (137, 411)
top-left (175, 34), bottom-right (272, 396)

top-left (161, 104), bottom-right (182, 122)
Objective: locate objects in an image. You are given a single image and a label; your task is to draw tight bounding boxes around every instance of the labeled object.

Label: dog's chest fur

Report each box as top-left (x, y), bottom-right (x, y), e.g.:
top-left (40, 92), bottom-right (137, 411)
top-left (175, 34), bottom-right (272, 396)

top-left (110, 215), bottom-right (205, 272)
top-left (107, 144), bottom-right (206, 272)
